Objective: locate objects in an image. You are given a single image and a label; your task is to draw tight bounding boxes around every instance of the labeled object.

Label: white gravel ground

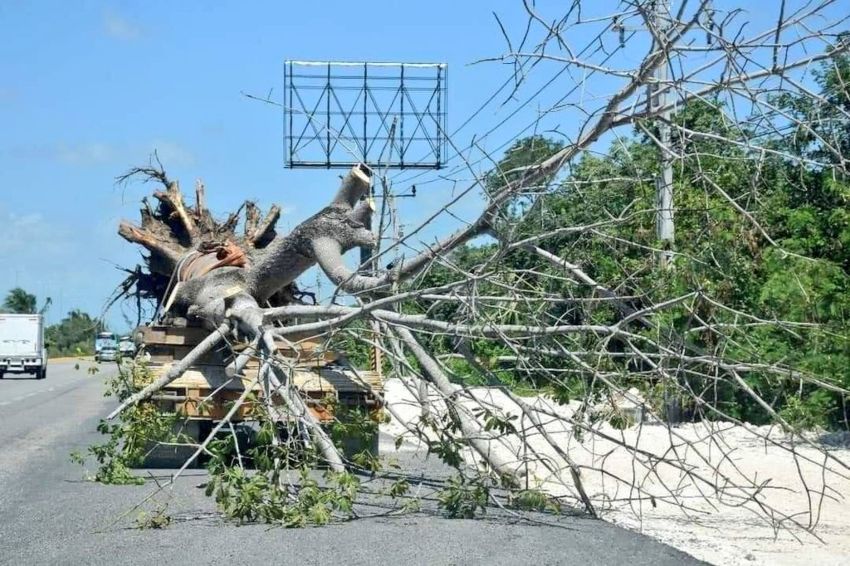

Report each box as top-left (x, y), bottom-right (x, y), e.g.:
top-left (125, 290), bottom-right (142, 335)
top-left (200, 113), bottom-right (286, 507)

top-left (381, 377), bottom-right (850, 566)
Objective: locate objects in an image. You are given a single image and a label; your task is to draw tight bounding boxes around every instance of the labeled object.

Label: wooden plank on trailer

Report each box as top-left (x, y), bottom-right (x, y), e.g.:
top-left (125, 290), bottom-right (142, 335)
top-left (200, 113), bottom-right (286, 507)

top-left (243, 351), bottom-right (338, 369)
top-left (316, 367), bottom-right (383, 393)
top-left (138, 325), bottom-right (213, 347)
top-left (145, 344), bottom-right (226, 365)
top-left (292, 371), bottom-right (337, 396)
top-left (156, 363), bottom-right (263, 391)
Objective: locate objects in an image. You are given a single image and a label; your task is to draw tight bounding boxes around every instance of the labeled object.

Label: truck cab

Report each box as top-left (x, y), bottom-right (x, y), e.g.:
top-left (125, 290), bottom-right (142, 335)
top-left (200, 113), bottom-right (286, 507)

top-left (0, 314), bottom-right (47, 379)
top-left (94, 332), bottom-right (118, 363)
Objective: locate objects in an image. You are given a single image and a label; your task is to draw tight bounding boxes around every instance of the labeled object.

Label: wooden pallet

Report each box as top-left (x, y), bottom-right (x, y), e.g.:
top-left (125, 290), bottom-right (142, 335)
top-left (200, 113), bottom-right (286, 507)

top-left (137, 326), bottom-right (339, 365)
top-left (136, 325), bottom-right (383, 423)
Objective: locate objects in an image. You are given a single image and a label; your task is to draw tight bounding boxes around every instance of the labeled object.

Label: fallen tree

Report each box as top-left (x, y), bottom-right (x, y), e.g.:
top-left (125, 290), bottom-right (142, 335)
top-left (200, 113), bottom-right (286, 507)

top-left (94, 0), bottom-right (850, 538)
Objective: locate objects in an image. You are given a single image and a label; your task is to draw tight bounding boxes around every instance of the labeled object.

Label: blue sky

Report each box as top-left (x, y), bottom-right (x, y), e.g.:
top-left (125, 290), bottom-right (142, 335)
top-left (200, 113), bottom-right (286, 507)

top-left (0, 1), bottom-right (833, 330)
top-left (0, 0), bottom-right (532, 329)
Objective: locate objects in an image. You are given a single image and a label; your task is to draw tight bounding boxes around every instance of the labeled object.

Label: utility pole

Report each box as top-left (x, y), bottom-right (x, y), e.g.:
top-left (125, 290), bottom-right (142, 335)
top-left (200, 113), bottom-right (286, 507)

top-left (648, 0), bottom-right (679, 423)
top-left (649, 0), bottom-right (674, 267)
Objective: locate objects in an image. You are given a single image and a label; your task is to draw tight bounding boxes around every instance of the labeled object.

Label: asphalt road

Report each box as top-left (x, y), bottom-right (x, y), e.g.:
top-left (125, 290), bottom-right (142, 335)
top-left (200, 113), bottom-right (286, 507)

top-left (0, 360), bottom-right (706, 566)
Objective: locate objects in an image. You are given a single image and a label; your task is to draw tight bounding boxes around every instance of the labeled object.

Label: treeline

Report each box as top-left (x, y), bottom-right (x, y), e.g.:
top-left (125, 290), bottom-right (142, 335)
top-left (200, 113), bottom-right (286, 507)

top-left (406, 54), bottom-right (850, 430)
top-left (1, 287), bottom-right (104, 357)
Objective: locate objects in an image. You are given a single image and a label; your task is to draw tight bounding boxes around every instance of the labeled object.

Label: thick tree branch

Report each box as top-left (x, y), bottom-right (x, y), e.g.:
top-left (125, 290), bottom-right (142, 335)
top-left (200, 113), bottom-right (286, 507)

top-left (251, 204), bottom-right (281, 245)
top-left (153, 180), bottom-right (196, 240)
top-left (117, 221), bottom-right (181, 266)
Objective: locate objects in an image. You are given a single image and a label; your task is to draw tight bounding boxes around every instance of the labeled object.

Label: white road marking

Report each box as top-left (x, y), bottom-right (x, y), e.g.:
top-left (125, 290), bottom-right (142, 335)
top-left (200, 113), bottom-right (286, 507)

top-left (1, 385), bottom-right (62, 407)
top-left (11, 392), bottom-right (39, 403)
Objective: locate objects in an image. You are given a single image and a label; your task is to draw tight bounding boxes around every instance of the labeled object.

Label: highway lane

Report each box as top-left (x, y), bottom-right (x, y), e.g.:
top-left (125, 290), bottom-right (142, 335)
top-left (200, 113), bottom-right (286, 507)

top-left (0, 360), bottom-right (705, 566)
top-left (0, 359), bottom-right (100, 413)
top-left (0, 360), bottom-right (109, 486)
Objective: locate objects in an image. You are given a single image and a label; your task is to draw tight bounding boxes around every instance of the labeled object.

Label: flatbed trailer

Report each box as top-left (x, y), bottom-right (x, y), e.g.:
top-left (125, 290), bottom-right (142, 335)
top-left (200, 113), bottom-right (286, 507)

top-left (134, 324), bottom-right (383, 464)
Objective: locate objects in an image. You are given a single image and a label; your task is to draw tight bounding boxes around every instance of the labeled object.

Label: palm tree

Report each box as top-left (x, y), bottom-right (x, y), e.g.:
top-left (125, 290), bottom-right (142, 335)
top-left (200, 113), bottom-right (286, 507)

top-left (2, 287), bottom-right (37, 314)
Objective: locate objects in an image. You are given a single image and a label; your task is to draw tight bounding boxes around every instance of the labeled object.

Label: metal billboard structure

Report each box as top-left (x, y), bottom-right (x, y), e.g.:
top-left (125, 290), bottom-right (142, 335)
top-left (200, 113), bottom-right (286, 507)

top-left (284, 61), bottom-right (447, 169)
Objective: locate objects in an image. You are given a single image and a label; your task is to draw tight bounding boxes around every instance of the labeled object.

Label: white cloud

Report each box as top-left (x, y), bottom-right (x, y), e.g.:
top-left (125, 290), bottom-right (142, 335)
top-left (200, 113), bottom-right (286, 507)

top-left (1, 139), bottom-right (196, 168)
top-left (9, 212), bottom-right (42, 227)
top-left (148, 140), bottom-right (196, 167)
top-left (56, 142), bottom-right (116, 166)
top-left (0, 206), bottom-right (137, 323)
top-left (103, 12), bottom-right (143, 41)
top-left (0, 211), bottom-right (74, 258)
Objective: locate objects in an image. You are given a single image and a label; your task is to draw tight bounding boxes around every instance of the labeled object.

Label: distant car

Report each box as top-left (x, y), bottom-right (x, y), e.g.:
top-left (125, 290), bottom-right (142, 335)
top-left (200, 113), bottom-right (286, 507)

top-left (96, 346), bottom-right (118, 363)
top-left (118, 337), bottom-right (136, 358)
top-left (94, 331), bottom-right (118, 362)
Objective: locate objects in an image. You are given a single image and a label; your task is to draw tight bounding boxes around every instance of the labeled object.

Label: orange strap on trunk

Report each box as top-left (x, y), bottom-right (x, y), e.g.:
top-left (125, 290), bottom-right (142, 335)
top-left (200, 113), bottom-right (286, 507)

top-left (177, 240), bottom-right (249, 282)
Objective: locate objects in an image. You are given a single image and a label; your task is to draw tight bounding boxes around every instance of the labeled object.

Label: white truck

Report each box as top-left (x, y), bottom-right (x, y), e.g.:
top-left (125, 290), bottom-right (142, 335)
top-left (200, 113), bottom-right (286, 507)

top-left (0, 314), bottom-right (47, 379)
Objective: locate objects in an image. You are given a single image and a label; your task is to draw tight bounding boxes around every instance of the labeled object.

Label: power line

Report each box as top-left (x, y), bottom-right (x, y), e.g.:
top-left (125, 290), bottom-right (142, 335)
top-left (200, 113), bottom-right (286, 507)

top-left (390, 18), bottom-right (626, 190)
